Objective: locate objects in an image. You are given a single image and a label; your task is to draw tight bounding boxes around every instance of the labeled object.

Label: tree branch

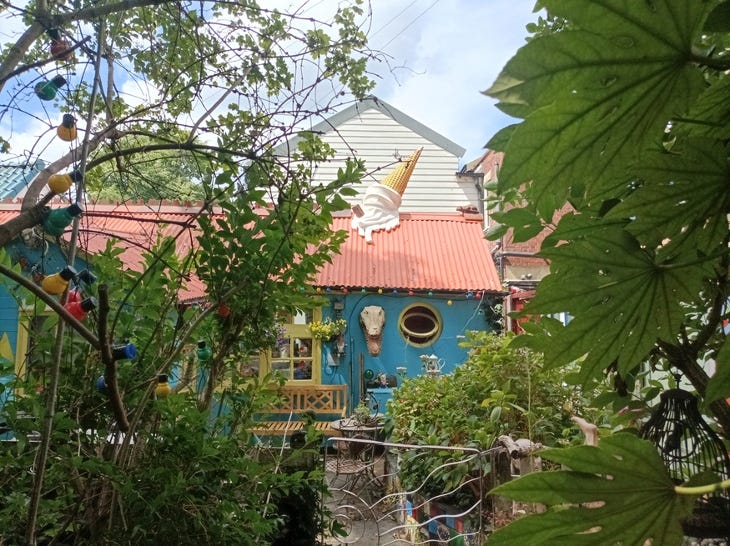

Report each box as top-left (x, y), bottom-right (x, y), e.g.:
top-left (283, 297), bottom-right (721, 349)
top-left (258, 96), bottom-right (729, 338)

top-left (97, 284), bottom-right (129, 432)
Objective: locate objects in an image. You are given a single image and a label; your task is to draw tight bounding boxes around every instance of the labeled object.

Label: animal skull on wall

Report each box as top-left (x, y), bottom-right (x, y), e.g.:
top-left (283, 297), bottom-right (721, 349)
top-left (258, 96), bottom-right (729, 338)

top-left (360, 305), bottom-right (385, 356)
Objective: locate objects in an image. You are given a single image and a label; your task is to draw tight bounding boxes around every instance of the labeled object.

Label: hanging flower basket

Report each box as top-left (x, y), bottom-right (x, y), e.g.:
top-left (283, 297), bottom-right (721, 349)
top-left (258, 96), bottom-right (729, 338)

top-left (309, 318), bottom-right (347, 341)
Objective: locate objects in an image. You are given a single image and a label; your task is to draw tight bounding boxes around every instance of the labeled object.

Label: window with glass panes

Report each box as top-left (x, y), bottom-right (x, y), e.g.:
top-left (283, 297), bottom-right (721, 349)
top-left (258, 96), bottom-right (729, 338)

top-left (267, 308), bottom-right (320, 383)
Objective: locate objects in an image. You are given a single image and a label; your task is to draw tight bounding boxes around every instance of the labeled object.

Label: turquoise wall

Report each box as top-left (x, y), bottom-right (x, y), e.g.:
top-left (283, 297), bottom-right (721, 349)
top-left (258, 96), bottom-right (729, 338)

top-left (318, 292), bottom-right (497, 410)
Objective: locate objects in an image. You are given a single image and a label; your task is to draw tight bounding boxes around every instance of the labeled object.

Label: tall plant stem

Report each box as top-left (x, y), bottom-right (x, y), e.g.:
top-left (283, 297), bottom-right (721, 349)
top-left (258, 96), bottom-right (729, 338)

top-left (675, 478), bottom-right (730, 496)
top-left (26, 318), bottom-right (68, 545)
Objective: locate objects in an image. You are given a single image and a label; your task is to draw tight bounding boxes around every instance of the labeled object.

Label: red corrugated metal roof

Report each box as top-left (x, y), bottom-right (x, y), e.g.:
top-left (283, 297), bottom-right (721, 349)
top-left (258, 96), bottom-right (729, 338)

top-left (0, 201), bottom-right (503, 298)
top-left (0, 200), bottom-right (207, 299)
top-left (317, 212), bottom-right (502, 293)
top-left (79, 202), bottom-right (205, 300)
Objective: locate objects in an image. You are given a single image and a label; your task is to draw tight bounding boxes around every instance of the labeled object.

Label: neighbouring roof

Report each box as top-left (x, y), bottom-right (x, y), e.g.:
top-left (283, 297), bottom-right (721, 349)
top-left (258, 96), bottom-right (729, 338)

top-left (275, 95), bottom-right (466, 158)
top-left (79, 201), bottom-right (207, 300)
top-left (317, 212), bottom-right (502, 293)
top-left (0, 200), bottom-right (207, 300)
top-left (0, 160), bottom-right (46, 199)
top-left (0, 200), bottom-right (502, 299)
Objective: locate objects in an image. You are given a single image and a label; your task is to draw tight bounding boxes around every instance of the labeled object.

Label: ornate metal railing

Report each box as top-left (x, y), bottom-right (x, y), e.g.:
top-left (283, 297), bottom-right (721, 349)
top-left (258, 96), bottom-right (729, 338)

top-left (322, 437), bottom-right (510, 545)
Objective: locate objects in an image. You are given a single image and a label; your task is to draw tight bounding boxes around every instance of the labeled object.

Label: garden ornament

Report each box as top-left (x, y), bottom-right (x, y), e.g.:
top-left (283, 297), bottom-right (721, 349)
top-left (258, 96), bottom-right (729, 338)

top-left (359, 305), bottom-right (385, 356)
top-left (420, 353), bottom-right (445, 375)
top-left (351, 147), bottom-right (422, 243)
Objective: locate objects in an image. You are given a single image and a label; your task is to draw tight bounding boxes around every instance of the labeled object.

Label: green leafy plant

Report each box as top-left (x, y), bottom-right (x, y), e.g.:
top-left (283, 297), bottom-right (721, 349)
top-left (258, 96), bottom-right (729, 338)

top-left (389, 332), bottom-right (596, 509)
top-left (0, 1), bottom-right (377, 541)
top-left (484, 0), bottom-right (730, 542)
top-left (488, 433), bottom-right (697, 545)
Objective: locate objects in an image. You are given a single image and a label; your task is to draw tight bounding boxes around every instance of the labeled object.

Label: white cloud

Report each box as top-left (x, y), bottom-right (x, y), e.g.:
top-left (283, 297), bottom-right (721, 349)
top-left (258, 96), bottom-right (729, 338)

top-left (364, 0), bottom-right (537, 162)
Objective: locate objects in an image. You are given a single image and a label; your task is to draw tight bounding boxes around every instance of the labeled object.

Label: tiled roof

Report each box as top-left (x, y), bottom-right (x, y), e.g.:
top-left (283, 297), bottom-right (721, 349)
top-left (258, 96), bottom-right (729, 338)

top-left (317, 212), bottom-right (502, 293)
top-left (0, 201), bottom-right (503, 299)
top-left (0, 161), bottom-right (46, 198)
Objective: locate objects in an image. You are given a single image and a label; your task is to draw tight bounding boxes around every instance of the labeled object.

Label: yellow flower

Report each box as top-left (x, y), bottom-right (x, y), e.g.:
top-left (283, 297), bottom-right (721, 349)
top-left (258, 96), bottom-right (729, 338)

top-left (310, 318), bottom-right (347, 340)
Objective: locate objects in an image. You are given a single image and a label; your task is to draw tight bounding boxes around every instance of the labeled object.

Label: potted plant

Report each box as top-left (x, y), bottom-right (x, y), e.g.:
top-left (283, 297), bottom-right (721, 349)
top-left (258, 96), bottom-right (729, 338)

top-left (309, 318), bottom-right (347, 341)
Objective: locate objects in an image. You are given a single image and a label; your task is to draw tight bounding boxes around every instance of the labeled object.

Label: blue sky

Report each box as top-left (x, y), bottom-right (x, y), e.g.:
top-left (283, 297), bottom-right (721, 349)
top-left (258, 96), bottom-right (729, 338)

top-left (0, 1), bottom-right (539, 167)
top-left (362, 0), bottom-right (538, 163)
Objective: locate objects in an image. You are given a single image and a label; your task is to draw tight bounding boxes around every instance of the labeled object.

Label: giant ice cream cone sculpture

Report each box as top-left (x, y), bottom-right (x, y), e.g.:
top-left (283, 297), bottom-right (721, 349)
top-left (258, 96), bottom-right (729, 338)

top-left (352, 147), bottom-right (422, 243)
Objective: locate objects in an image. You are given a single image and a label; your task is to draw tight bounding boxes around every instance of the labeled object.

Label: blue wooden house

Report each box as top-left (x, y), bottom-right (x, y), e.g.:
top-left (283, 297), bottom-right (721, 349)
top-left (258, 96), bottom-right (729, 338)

top-left (268, 97), bottom-right (505, 411)
top-left (0, 97), bottom-right (505, 417)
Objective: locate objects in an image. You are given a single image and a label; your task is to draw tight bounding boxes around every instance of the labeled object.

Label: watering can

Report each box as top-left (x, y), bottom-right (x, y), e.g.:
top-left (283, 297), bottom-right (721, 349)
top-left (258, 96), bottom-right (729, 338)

top-left (420, 354), bottom-right (445, 375)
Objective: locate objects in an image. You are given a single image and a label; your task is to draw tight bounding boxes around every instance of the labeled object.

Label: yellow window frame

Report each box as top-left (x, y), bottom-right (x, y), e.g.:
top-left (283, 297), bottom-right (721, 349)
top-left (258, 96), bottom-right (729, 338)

top-left (261, 308), bottom-right (322, 385)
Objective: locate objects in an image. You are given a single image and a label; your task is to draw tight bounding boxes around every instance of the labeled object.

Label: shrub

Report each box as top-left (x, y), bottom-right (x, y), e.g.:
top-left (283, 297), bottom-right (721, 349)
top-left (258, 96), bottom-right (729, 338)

top-left (388, 331), bottom-right (596, 507)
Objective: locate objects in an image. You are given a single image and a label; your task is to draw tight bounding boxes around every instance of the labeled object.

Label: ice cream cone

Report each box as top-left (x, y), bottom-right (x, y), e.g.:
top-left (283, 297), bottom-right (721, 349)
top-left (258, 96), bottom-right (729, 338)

top-left (380, 147), bottom-right (422, 195)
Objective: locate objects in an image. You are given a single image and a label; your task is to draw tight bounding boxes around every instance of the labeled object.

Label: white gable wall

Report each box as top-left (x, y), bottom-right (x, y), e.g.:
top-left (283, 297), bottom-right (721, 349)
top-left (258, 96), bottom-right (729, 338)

top-left (278, 104), bottom-right (480, 214)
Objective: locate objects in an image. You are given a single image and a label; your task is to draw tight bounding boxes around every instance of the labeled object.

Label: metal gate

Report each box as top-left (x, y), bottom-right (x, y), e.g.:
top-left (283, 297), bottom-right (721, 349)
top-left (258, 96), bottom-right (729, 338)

top-left (322, 437), bottom-right (508, 545)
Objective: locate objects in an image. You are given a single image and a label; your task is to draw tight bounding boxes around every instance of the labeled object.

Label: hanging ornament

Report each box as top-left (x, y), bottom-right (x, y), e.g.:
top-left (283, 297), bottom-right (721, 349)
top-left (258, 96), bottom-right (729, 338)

top-left (96, 375), bottom-right (107, 392)
top-left (48, 169), bottom-right (83, 193)
top-left (217, 303), bottom-right (230, 317)
top-left (447, 300), bottom-right (453, 306)
top-left (41, 265), bottom-right (77, 295)
top-left (377, 288), bottom-right (383, 294)
top-left (67, 289), bottom-right (81, 304)
top-left (197, 340), bottom-right (212, 363)
top-left (34, 75), bottom-right (66, 101)
top-left (42, 203), bottom-right (83, 236)
top-left (64, 296), bottom-right (97, 321)
top-left (56, 114), bottom-right (77, 141)
top-left (76, 269), bottom-right (96, 285)
top-left (466, 291), bottom-right (474, 299)
top-left (155, 374), bottom-right (171, 398)
top-left (640, 388), bottom-right (730, 538)
top-left (112, 343), bottom-right (137, 361)
top-left (408, 290), bottom-right (414, 296)
top-left (47, 29), bottom-right (73, 61)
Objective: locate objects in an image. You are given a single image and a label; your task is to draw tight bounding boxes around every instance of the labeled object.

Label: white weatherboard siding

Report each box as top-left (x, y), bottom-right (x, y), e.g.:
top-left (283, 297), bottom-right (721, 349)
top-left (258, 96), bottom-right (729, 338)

top-left (275, 97), bottom-right (480, 214)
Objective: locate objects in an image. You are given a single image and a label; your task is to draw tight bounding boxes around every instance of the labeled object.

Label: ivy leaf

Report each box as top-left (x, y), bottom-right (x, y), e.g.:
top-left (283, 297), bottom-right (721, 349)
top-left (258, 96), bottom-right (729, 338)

top-left (486, 0), bottom-right (707, 220)
top-left (488, 433), bottom-right (694, 545)
top-left (523, 217), bottom-right (710, 381)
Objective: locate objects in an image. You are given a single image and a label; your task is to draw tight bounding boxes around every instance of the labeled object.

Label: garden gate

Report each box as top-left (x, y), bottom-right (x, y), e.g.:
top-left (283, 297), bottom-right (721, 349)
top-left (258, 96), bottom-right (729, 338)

top-left (322, 438), bottom-right (513, 545)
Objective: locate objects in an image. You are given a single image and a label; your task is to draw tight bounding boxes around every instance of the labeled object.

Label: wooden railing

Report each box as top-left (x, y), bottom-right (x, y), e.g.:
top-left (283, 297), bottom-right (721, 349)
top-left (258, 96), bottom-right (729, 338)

top-left (250, 384), bottom-right (348, 438)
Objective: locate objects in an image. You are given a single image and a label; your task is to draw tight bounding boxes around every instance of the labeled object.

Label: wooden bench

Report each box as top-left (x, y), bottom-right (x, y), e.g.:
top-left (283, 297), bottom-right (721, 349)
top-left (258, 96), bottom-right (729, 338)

top-left (249, 384), bottom-right (348, 438)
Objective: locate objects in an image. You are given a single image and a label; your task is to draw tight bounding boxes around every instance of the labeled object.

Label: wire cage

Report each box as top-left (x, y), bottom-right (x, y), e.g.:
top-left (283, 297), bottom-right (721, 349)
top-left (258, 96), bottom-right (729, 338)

top-left (640, 388), bottom-right (730, 540)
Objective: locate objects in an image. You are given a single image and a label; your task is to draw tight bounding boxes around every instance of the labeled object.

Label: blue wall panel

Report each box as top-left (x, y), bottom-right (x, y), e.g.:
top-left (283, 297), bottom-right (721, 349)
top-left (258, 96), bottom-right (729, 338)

top-left (318, 293), bottom-right (495, 410)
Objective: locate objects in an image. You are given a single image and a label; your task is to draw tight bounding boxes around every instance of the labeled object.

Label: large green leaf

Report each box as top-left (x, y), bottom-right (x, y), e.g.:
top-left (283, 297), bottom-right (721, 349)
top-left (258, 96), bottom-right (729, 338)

top-left (605, 138), bottom-right (730, 254)
top-left (675, 77), bottom-right (730, 141)
top-left (523, 216), bottom-right (712, 380)
top-left (488, 433), bottom-right (695, 545)
top-left (486, 0), bottom-right (707, 220)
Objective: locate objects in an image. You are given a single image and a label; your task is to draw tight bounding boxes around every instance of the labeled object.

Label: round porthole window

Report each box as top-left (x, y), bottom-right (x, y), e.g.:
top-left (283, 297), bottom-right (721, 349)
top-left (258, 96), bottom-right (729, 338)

top-left (399, 304), bottom-right (442, 346)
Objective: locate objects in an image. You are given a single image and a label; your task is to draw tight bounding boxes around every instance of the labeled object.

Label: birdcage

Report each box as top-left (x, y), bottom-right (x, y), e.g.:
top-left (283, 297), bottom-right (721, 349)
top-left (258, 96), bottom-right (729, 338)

top-left (640, 388), bottom-right (730, 540)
